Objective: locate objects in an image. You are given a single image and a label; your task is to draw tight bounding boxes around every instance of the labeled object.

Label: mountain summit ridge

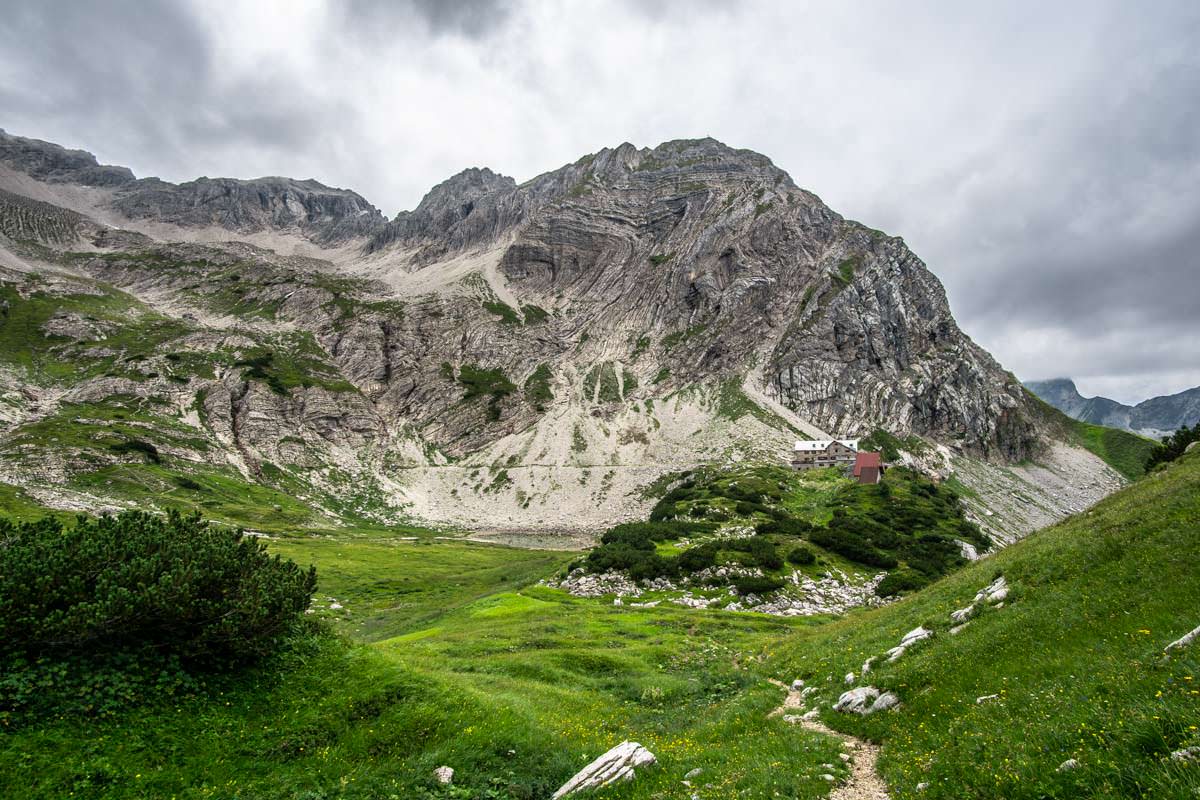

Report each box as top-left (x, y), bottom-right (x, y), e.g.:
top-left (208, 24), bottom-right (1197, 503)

top-left (0, 128), bottom-right (1126, 537)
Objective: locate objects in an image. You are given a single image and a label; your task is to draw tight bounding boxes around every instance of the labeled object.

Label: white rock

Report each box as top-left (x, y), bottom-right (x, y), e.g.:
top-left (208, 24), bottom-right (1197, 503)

top-left (957, 540), bottom-right (980, 560)
top-left (781, 714), bottom-right (801, 724)
top-left (976, 576), bottom-right (1008, 604)
top-left (551, 741), bottom-right (657, 799)
top-left (802, 709), bottom-right (821, 720)
top-left (791, 678), bottom-right (805, 690)
top-left (975, 694), bottom-right (999, 704)
top-left (434, 766), bottom-right (454, 784)
top-left (839, 753), bottom-right (851, 762)
top-left (1165, 624), bottom-right (1200, 652)
top-left (684, 767), bottom-right (703, 779)
top-left (917, 781), bottom-right (930, 791)
top-left (1056, 758), bottom-right (1080, 772)
top-left (869, 691), bottom-right (900, 713)
top-left (862, 656), bottom-right (876, 675)
top-left (820, 773), bottom-right (836, 782)
top-left (900, 626), bottom-right (934, 647)
top-left (886, 645), bottom-right (907, 663)
top-left (1171, 746), bottom-right (1200, 762)
top-left (844, 671), bottom-right (856, 685)
top-left (834, 686), bottom-right (880, 714)
top-left (613, 597), bottom-right (623, 606)
top-left (800, 686), bottom-right (818, 698)
top-left (950, 605), bottom-right (975, 624)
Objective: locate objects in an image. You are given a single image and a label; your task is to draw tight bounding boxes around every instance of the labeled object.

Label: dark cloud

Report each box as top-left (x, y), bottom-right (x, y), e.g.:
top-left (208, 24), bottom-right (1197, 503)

top-left (341, 0), bottom-right (513, 40)
top-left (0, 0), bottom-right (1196, 403)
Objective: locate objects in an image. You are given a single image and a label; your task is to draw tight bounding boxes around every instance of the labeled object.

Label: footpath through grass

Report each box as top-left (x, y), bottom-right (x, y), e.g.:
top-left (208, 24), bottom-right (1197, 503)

top-left (771, 448), bottom-right (1200, 799)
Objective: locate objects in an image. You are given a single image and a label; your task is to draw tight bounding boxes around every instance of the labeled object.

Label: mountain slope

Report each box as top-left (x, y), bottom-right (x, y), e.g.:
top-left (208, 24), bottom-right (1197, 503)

top-left (772, 447), bottom-right (1200, 798)
top-left (1027, 377), bottom-right (1200, 439)
top-left (0, 130), bottom-right (1124, 535)
top-left (2, 415), bottom-right (1196, 800)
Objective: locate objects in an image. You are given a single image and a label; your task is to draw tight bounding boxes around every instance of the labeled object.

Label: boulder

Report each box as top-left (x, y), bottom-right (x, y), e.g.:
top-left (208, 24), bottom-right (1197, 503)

top-left (433, 766), bottom-right (454, 784)
top-left (551, 741), bottom-right (657, 799)
top-left (1165, 623), bottom-right (1200, 652)
top-left (870, 691), bottom-right (900, 713)
top-left (900, 626), bottom-right (934, 647)
top-left (1171, 746), bottom-right (1200, 762)
top-left (1056, 758), bottom-right (1080, 772)
top-left (976, 576), bottom-right (1008, 604)
top-left (834, 686), bottom-right (880, 713)
top-left (950, 605), bottom-right (975, 624)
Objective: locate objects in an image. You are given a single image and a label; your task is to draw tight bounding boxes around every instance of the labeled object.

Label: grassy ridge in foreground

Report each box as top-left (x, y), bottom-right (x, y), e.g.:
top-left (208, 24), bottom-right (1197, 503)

top-left (772, 449), bottom-right (1200, 798)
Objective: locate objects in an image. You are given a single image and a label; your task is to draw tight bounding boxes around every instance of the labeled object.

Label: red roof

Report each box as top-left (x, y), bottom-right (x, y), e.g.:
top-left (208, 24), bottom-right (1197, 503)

top-left (853, 451), bottom-right (882, 477)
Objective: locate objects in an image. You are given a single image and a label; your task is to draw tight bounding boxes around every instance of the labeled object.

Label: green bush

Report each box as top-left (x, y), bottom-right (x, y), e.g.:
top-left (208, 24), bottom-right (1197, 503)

top-left (786, 545), bottom-right (816, 565)
top-left (875, 566), bottom-right (930, 597)
top-left (732, 576), bottom-right (785, 596)
top-left (0, 511), bottom-right (316, 666)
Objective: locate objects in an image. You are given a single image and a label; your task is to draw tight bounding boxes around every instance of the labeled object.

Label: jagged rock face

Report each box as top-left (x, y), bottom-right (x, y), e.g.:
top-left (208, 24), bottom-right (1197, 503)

top-left (362, 137), bottom-right (1041, 457)
top-left (111, 176), bottom-right (385, 245)
top-left (0, 129), bottom-right (384, 245)
top-left (0, 130), bottom-right (1108, 531)
top-left (0, 128), bottom-right (135, 186)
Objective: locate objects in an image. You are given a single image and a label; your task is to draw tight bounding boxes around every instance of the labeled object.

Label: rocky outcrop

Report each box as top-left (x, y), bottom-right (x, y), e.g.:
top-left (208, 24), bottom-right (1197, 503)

top-left (550, 741), bottom-right (657, 799)
top-left (0, 130), bottom-right (1123, 532)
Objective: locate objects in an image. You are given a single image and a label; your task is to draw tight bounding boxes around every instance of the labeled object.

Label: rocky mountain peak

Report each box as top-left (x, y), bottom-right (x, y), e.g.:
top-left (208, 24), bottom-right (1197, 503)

top-left (0, 128), bottom-right (136, 187)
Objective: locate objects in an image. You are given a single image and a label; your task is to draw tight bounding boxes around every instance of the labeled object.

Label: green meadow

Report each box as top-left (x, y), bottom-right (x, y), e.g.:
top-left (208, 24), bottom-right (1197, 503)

top-left (2, 453), bottom-right (1199, 799)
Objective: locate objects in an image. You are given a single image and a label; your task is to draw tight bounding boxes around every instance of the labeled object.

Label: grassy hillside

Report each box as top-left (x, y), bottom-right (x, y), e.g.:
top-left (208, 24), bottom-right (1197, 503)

top-left (1, 440), bottom-right (1196, 798)
top-left (772, 448), bottom-right (1200, 798)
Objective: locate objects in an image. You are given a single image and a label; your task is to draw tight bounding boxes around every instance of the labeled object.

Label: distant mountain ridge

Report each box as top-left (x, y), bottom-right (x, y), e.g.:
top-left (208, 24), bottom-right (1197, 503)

top-left (1025, 378), bottom-right (1200, 438)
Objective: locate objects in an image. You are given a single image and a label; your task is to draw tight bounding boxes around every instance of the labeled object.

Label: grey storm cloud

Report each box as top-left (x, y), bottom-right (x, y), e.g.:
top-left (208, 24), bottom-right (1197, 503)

top-left (0, 0), bottom-right (1197, 404)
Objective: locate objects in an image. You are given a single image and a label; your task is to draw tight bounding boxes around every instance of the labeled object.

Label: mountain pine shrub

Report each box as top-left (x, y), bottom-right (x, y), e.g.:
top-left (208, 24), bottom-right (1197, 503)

top-left (0, 510), bottom-right (316, 666)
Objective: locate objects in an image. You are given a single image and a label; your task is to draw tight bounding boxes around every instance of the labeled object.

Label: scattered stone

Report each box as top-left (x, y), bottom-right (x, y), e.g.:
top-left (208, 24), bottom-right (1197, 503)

top-left (684, 767), bottom-right (703, 779)
top-left (433, 766), bottom-right (454, 784)
top-left (1057, 758), bottom-right (1080, 772)
top-left (844, 671), bottom-right (856, 685)
top-left (782, 714), bottom-right (802, 724)
top-left (950, 605), bottom-right (975, 624)
top-left (791, 678), bottom-right (805, 690)
top-left (886, 645), bottom-right (906, 663)
top-left (839, 753), bottom-right (851, 762)
top-left (802, 709), bottom-right (821, 721)
top-left (862, 656), bottom-right (876, 675)
top-left (900, 626), bottom-right (934, 647)
top-left (957, 540), bottom-right (980, 560)
top-left (1171, 746), bottom-right (1200, 762)
top-left (916, 781), bottom-right (930, 791)
top-left (976, 576), bottom-right (1008, 604)
top-left (820, 773), bottom-right (836, 782)
top-left (613, 597), bottom-right (623, 606)
top-left (975, 694), bottom-right (999, 704)
top-left (551, 741), bottom-right (657, 799)
top-left (1165, 624), bottom-right (1200, 652)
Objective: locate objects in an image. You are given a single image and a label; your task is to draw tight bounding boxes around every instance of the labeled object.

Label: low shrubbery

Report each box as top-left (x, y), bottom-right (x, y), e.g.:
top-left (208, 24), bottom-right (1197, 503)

top-left (591, 465), bottom-right (988, 598)
top-left (0, 510), bottom-right (316, 721)
top-left (1146, 423), bottom-right (1200, 472)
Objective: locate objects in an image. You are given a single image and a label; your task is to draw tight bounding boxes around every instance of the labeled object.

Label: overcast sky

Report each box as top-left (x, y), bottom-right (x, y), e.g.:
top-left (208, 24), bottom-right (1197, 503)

top-left (2, 0), bottom-right (1197, 404)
